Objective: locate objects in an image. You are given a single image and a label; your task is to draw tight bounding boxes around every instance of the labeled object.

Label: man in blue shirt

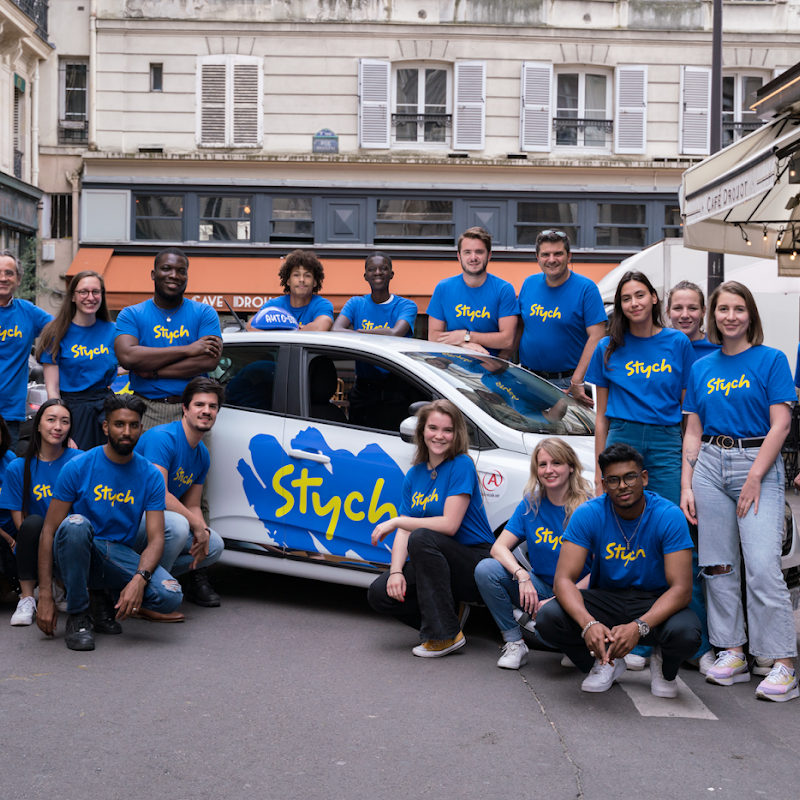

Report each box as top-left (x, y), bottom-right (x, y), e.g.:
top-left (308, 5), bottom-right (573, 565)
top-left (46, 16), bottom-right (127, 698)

top-left (137, 376), bottom-right (225, 610)
top-left (36, 394), bottom-right (183, 651)
top-left (516, 231), bottom-right (606, 407)
top-left (0, 250), bottom-right (53, 449)
top-left (115, 247), bottom-right (222, 430)
top-left (537, 443), bottom-right (701, 697)
top-left (427, 228), bottom-right (518, 357)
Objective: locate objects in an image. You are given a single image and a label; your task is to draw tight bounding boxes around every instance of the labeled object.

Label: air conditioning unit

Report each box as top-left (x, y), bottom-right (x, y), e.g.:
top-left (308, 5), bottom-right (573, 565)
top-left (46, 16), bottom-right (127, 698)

top-left (41, 243), bottom-right (56, 261)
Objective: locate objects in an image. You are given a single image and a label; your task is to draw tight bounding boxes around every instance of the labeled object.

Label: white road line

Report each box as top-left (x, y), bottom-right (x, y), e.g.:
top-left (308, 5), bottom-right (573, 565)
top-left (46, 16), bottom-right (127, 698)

top-left (618, 671), bottom-right (718, 719)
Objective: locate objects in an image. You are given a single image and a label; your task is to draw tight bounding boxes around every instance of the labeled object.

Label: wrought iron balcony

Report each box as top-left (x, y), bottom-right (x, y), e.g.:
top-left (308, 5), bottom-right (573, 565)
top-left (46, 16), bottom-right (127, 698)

top-left (391, 113), bottom-right (453, 128)
top-left (59, 119), bottom-right (89, 144)
top-left (13, 149), bottom-right (23, 180)
top-left (10, 0), bottom-right (48, 40)
top-left (722, 120), bottom-right (764, 134)
top-left (552, 117), bottom-right (614, 133)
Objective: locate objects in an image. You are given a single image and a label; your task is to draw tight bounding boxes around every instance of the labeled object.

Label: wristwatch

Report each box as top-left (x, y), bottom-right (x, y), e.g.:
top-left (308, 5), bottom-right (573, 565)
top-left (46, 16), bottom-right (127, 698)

top-left (634, 618), bottom-right (650, 638)
top-left (464, 331), bottom-right (471, 343)
top-left (134, 569), bottom-right (152, 584)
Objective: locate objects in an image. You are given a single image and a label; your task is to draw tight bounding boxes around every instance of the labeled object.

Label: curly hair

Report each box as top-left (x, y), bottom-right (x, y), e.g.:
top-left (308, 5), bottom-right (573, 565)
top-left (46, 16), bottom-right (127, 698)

top-left (278, 250), bottom-right (325, 295)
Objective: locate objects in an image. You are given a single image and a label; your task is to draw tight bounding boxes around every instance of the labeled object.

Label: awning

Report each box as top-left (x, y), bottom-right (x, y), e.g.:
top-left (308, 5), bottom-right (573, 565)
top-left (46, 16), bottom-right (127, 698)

top-left (680, 112), bottom-right (800, 276)
top-left (67, 249), bottom-right (617, 312)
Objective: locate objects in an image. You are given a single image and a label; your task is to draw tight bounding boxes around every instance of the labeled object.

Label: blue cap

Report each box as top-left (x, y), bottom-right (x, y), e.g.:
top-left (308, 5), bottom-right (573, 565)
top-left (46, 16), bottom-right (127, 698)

top-left (250, 305), bottom-right (300, 330)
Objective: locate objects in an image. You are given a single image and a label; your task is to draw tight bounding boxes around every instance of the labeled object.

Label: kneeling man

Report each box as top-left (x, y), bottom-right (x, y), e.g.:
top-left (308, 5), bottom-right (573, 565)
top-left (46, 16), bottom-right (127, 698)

top-left (36, 394), bottom-right (183, 651)
top-left (537, 443), bottom-right (701, 697)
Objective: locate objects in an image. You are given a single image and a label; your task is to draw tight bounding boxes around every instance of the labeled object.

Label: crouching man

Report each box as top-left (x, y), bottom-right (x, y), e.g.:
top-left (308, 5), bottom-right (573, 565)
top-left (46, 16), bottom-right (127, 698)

top-left (36, 394), bottom-right (183, 651)
top-left (537, 443), bottom-right (701, 697)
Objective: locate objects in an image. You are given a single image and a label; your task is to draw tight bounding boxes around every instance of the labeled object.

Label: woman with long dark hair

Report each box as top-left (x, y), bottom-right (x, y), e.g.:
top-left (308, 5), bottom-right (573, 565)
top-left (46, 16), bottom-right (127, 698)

top-left (36, 270), bottom-right (117, 450)
top-left (4, 399), bottom-right (82, 626)
top-left (367, 399), bottom-right (494, 657)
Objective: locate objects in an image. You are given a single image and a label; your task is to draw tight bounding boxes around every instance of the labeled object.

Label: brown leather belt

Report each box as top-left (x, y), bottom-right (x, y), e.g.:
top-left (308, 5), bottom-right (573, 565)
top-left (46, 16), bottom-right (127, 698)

top-left (136, 393), bottom-right (182, 405)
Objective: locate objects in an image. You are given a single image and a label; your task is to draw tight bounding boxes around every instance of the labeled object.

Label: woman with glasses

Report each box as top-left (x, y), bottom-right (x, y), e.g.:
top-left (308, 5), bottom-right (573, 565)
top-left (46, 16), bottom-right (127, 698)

top-left (36, 271), bottom-right (117, 450)
top-left (682, 282), bottom-right (798, 702)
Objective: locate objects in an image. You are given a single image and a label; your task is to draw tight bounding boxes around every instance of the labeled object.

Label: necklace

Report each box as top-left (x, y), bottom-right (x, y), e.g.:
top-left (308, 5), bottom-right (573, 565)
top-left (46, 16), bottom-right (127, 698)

top-left (152, 298), bottom-right (183, 324)
top-left (612, 499), bottom-right (646, 551)
top-left (428, 462), bottom-right (438, 481)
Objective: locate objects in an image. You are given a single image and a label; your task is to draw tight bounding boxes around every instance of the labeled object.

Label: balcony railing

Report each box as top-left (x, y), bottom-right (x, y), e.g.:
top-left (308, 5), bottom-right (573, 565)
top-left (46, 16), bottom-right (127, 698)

top-left (552, 117), bottom-right (614, 133)
top-left (391, 113), bottom-right (453, 128)
top-left (722, 120), bottom-right (764, 134)
top-left (13, 150), bottom-right (23, 180)
top-left (10, 0), bottom-right (48, 40)
top-left (59, 119), bottom-right (89, 144)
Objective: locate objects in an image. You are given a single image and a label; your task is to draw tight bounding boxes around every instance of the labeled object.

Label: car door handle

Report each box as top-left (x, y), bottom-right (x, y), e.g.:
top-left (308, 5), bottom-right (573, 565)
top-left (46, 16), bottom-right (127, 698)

top-left (288, 448), bottom-right (331, 464)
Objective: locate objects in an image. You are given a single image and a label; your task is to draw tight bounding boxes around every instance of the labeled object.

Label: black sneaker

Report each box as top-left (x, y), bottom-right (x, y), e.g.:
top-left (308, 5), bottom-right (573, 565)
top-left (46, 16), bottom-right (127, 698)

top-left (89, 590), bottom-right (122, 635)
top-left (181, 568), bottom-right (221, 607)
top-left (65, 611), bottom-right (95, 651)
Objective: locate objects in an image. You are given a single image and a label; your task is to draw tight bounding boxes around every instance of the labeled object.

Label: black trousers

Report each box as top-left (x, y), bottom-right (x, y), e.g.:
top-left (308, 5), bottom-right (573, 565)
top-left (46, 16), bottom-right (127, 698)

top-left (368, 528), bottom-right (491, 641)
top-left (536, 588), bottom-right (702, 681)
top-left (61, 389), bottom-right (112, 451)
top-left (15, 515), bottom-right (44, 582)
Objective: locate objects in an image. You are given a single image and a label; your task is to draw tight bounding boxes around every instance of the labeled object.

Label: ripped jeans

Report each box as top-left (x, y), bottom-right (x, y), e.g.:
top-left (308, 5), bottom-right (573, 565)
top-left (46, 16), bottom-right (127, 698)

top-left (693, 443), bottom-right (797, 660)
top-left (52, 514), bottom-right (184, 616)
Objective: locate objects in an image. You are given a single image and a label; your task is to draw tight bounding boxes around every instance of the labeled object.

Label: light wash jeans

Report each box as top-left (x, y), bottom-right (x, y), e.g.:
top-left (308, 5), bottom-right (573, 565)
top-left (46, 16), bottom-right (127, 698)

top-left (693, 442), bottom-right (797, 659)
top-left (134, 510), bottom-right (224, 578)
top-left (474, 557), bottom-right (555, 643)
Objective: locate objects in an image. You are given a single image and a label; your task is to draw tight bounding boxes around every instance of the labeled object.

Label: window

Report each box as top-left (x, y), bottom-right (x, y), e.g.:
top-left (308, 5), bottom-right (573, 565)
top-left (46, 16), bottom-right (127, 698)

top-left (59, 59), bottom-right (88, 144)
top-left (134, 195), bottom-right (184, 241)
top-left (150, 64), bottom-right (163, 92)
top-left (49, 194), bottom-right (73, 239)
top-left (663, 205), bottom-right (683, 239)
top-left (375, 199), bottom-right (454, 246)
top-left (393, 66), bottom-right (451, 146)
top-left (196, 55), bottom-right (263, 148)
top-left (554, 71), bottom-right (612, 149)
top-left (13, 88), bottom-right (22, 179)
top-left (515, 202), bottom-right (579, 247)
top-left (217, 345), bottom-right (282, 413)
top-left (722, 74), bottom-right (765, 147)
top-left (199, 196), bottom-right (251, 241)
top-left (271, 198), bottom-right (314, 244)
top-left (595, 204), bottom-right (647, 249)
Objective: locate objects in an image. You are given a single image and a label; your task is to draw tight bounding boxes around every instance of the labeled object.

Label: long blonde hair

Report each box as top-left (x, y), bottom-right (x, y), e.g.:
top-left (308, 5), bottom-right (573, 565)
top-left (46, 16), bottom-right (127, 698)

top-left (523, 437), bottom-right (591, 525)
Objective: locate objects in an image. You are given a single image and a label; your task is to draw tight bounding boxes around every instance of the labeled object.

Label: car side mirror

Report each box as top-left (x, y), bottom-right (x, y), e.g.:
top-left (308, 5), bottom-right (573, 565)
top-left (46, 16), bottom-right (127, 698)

top-left (400, 416), bottom-right (417, 443)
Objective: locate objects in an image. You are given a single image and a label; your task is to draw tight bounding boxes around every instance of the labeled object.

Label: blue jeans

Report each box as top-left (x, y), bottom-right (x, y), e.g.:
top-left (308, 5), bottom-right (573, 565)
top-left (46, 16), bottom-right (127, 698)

top-left (6, 420), bottom-right (20, 452)
top-left (474, 557), bottom-right (554, 642)
top-left (693, 443), bottom-right (797, 659)
top-left (134, 511), bottom-right (224, 577)
top-left (52, 514), bottom-right (183, 615)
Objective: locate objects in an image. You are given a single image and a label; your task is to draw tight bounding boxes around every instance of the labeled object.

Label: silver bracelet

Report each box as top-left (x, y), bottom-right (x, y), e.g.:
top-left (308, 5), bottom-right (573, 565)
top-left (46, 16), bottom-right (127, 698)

top-left (581, 620), bottom-right (601, 639)
top-left (517, 577), bottom-right (531, 585)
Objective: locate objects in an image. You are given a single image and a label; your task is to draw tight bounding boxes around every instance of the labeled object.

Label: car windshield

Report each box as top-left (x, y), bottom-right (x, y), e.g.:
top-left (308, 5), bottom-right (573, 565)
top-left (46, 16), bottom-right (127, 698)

top-left (405, 352), bottom-right (595, 436)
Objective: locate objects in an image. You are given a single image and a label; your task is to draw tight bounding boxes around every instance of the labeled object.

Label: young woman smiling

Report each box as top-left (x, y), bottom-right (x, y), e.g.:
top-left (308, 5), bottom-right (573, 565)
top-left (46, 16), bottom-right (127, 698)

top-left (667, 281), bottom-right (720, 362)
top-left (367, 399), bottom-right (494, 658)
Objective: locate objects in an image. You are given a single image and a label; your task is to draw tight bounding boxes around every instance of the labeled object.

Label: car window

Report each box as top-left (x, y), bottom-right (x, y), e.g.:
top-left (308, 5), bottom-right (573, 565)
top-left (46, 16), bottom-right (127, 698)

top-left (405, 351), bottom-right (595, 436)
top-left (306, 350), bottom-right (432, 433)
top-left (215, 344), bottom-right (281, 412)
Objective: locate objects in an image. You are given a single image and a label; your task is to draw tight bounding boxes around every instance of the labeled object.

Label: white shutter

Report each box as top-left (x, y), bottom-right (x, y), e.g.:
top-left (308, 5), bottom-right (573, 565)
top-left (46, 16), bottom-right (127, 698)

top-left (453, 61), bottom-right (486, 151)
top-left (614, 65), bottom-right (647, 154)
top-left (680, 66), bottom-right (711, 155)
top-left (520, 62), bottom-right (552, 152)
top-left (358, 59), bottom-right (390, 149)
top-left (232, 59), bottom-right (262, 146)
top-left (198, 59), bottom-right (227, 147)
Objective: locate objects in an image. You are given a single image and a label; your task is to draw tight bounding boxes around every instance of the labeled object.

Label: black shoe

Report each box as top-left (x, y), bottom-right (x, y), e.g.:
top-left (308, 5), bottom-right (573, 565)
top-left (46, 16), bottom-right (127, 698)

top-left (181, 568), bottom-right (221, 607)
top-left (89, 590), bottom-right (122, 635)
top-left (65, 612), bottom-right (95, 651)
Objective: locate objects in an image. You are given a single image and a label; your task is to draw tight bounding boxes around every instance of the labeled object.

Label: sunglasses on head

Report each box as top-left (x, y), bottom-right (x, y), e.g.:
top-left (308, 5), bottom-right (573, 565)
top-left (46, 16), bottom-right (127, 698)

top-left (539, 230), bottom-right (568, 239)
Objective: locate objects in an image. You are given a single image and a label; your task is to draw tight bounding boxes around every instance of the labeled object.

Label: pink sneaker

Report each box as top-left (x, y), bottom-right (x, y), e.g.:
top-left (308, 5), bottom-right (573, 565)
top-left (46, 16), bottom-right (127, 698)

top-left (755, 664), bottom-right (799, 703)
top-left (705, 650), bottom-right (750, 686)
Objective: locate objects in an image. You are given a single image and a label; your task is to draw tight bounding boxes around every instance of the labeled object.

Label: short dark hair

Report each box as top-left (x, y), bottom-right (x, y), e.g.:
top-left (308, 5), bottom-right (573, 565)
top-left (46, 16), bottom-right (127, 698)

top-left (278, 250), bottom-right (325, 294)
top-left (365, 251), bottom-right (392, 270)
top-left (0, 412), bottom-right (10, 459)
top-left (182, 376), bottom-right (225, 409)
top-left (104, 393), bottom-right (147, 420)
top-left (457, 227), bottom-right (492, 253)
top-left (598, 442), bottom-right (644, 474)
top-left (535, 230), bottom-right (572, 255)
top-left (154, 247), bottom-right (189, 270)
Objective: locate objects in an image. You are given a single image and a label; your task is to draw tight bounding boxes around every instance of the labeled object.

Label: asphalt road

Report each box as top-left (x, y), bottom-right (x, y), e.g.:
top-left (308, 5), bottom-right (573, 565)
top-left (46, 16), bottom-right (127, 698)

top-left (2, 565), bottom-right (799, 800)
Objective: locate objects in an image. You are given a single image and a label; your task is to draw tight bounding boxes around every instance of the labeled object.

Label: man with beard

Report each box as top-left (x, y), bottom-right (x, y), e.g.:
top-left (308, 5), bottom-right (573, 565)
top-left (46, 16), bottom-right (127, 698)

top-left (36, 394), bottom-right (182, 651)
top-left (115, 247), bottom-right (222, 430)
top-left (136, 377), bottom-right (225, 611)
top-left (426, 227), bottom-right (518, 356)
top-left (536, 443), bottom-right (701, 698)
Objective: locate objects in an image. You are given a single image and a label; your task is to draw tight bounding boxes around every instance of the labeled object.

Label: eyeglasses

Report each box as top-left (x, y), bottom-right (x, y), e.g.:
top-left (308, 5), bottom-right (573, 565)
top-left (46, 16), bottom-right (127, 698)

top-left (538, 230), bottom-right (568, 239)
top-left (75, 289), bottom-right (102, 298)
top-left (602, 471), bottom-right (644, 489)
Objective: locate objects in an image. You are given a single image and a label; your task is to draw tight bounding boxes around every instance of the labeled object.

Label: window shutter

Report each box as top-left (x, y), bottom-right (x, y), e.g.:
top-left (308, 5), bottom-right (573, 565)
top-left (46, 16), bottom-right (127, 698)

top-left (614, 65), bottom-right (647, 155)
top-left (680, 66), bottom-right (711, 155)
top-left (453, 61), bottom-right (486, 151)
top-left (199, 61), bottom-right (227, 147)
top-left (520, 62), bottom-right (552, 152)
top-left (232, 60), bottom-right (262, 146)
top-left (358, 59), bottom-right (390, 149)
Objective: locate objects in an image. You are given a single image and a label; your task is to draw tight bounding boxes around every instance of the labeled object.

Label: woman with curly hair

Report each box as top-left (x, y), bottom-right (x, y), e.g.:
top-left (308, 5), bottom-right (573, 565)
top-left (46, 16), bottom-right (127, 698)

top-left (261, 250), bottom-right (334, 330)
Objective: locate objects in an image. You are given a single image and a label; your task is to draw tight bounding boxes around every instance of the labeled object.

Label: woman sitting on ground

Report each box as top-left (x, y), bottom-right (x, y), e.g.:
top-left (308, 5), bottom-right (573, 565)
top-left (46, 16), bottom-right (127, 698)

top-left (368, 399), bottom-right (494, 657)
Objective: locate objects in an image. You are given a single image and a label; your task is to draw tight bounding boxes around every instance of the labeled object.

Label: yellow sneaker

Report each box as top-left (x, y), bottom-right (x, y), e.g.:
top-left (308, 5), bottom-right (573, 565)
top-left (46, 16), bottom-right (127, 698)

top-left (412, 631), bottom-right (466, 658)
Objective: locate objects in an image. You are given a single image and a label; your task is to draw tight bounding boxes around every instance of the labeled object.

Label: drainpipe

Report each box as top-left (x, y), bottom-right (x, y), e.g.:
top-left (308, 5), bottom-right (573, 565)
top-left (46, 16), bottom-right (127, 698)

top-left (89, 0), bottom-right (97, 150)
top-left (31, 60), bottom-right (40, 187)
top-left (67, 170), bottom-right (80, 259)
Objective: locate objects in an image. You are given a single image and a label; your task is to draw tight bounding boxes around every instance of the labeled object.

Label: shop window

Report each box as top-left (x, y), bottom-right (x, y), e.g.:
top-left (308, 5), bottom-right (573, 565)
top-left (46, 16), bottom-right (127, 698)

top-left (199, 196), bottom-right (252, 241)
top-left (515, 202), bottom-right (579, 247)
top-left (271, 198), bottom-right (314, 244)
top-left (134, 195), bottom-right (184, 241)
top-left (595, 203), bottom-right (647, 249)
top-left (375, 199), bottom-right (454, 246)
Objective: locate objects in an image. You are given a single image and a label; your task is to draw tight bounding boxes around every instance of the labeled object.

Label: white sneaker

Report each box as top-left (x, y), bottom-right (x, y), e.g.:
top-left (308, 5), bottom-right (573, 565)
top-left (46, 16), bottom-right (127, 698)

top-left (33, 581), bottom-right (68, 613)
top-left (10, 596), bottom-right (36, 626)
top-left (561, 655), bottom-right (577, 668)
top-left (650, 647), bottom-right (678, 698)
top-left (753, 657), bottom-right (776, 677)
top-left (581, 658), bottom-right (627, 693)
top-left (698, 650), bottom-right (716, 676)
top-left (512, 607), bottom-right (537, 633)
top-left (624, 653), bottom-right (648, 671)
top-left (497, 639), bottom-right (529, 669)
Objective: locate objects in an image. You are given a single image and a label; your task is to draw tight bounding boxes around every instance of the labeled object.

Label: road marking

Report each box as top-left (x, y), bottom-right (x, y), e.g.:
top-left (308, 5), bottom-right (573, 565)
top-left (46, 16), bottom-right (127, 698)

top-left (618, 671), bottom-right (718, 719)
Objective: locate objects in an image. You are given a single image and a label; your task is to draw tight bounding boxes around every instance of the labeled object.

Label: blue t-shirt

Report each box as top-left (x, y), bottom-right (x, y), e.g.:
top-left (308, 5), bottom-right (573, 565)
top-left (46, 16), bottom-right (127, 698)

top-left (0, 299), bottom-right (53, 421)
top-left (684, 345), bottom-right (796, 438)
top-left (426, 274), bottom-right (519, 356)
top-left (586, 328), bottom-right (694, 426)
top-left (39, 320), bottom-right (117, 392)
top-left (0, 448), bottom-right (84, 517)
top-left (505, 495), bottom-right (592, 587)
top-left (137, 420), bottom-right (210, 501)
top-left (794, 343), bottom-right (800, 389)
top-left (54, 448), bottom-right (166, 547)
top-left (115, 298), bottom-right (221, 399)
top-left (564, 491), bottom-right (693, 592)
top-left (0, 450), bottom-right (17, 534)
top-left (518, 272), bottom-right (607, 373)
top-left (690, 337), bottom-right (721, 363)
top-left (263, 294), bottom-right (334, 326)
top-left (399, 454), bottom-right (494, 547)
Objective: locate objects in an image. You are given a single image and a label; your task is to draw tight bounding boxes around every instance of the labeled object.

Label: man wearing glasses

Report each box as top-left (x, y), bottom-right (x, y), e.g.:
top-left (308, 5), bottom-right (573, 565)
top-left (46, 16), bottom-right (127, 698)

top-left (536, 443), bottom-right (700, 698)
top-left (516, 230), bottom-right (606, 408)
